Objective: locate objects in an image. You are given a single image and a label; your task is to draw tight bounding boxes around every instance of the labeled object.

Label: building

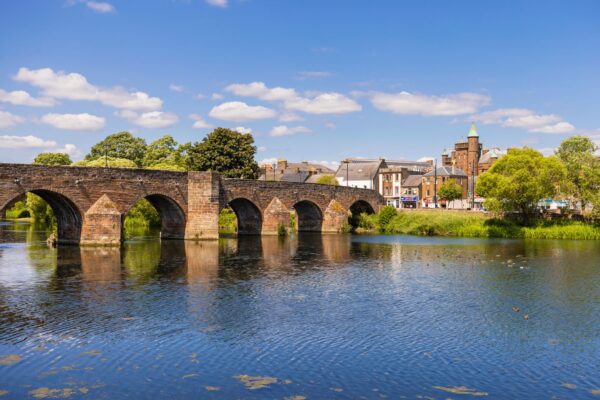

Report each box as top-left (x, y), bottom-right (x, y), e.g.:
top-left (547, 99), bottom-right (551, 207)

top-left (440, 123), bottom-right (507, 208)
top-left (378, 163), bottom-right (432, 208)
top-left (421, 166), bottom-right (468, 208)
top-left (335, 158), bottom-right (386, 190)
top-left (400, 174), bottom-right (422, 208)
top-left (259, 159), bottom-right (335, 183)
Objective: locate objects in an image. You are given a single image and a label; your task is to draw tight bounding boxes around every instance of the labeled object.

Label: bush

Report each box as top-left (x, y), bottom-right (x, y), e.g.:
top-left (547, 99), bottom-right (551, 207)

top-left (378, 206), bottom-right (397, 231)
top-left (219, 208), bottom-right (237, 234)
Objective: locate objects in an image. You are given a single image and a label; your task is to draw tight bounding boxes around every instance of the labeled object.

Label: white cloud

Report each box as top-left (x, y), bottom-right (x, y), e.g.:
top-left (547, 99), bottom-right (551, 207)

top-left (116, 110), bottom-right (179, 128)
top-left (85, 1), bottom-right (115, 13)
top-left (324, 122), bottom-right (335, 129)
top-left (0, 135), bottom-right (57, 149)
top-left (14, 67), bottom-right (162, 111)
top-left (169, 84), bottom-right (184, 93)
top-left (0, 110), bottom-right (26, 128)
top-left (189, 113), bottom-right (213, 129)
top-left (233, 126), bottom-right (252, 134)
top-left (55, 143), bottom-right (80, 157)
top-left (269, 125), bottom-right (311, 137)
top-left (196, 93), bottom-right (206, 100)
top-left (308, 160), bottom-right (340, 170)
top-left (536, 147), bottom-right (557, 156)
top-left (41, 112), bottom-right (105, 131)
top-left (279, 112), bottom-right (302, 122)
top-left (211, 93), bottom-right (224, 100)
top-left (225, 81), bottom-right (361, 115)
top-left (286, 92), bottom-right (361, 114)
top-left (470, 108), bottom-right (576, 134)
top-left (226, 82), bottom-right (297, 102)
top-left (209, 101), bottom-right (276, 122)
top-left (206, 0), bottom-right (227, 7)
top-left (369, 91), bottom-right (490, 116)
top-left (257, 146), bottom-right (267, 152)
top-left (297, 71), bottom-right (335, 79)
top-left (0, 89), bottom-right (56, 107)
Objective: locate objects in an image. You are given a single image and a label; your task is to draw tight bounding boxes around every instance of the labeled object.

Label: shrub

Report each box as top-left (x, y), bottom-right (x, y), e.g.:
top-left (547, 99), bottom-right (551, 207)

top-left (378, 206), bottom-right (397, 231)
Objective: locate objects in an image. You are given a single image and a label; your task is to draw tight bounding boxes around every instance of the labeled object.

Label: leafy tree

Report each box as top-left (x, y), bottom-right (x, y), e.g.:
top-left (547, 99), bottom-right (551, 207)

top-left (476, 148), bottom-right (566, 223)
top-left (186, 127), bottom-right (259, 178)
top-left (73, 157), bottom-right (138, 168)
top-left (86, 132), bottom-right (147, 167)
top-left (438, 179), bottom-right (463, 205)
top-left (315, 174), bottom-right (339, 185)
top-left (33, 152), bottom-right (72, 166)
top-left (143, 135), bottom-right (187, 168)
top-left (556, 135), bottom-right (600, 209)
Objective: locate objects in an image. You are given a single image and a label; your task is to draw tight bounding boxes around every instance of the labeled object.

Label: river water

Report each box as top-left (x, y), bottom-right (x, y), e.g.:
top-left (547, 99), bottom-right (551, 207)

top-left (1, 220), bottom-right (600, 399)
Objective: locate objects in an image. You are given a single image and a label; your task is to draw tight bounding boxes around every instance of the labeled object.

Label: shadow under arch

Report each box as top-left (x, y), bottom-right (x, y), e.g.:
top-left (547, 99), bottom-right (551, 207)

top-left (228, 198), bottom-right (262, 235)
top-left (349, 199), bottom-right (376, 216)
top-left (349, 199), bottom-right (376, 229)
top-left (293, 200), bottom-right (323, 232)
top-left (1, 189), bottom-right (83, 244)
top-left (127, 194), bottom-right (187, 239)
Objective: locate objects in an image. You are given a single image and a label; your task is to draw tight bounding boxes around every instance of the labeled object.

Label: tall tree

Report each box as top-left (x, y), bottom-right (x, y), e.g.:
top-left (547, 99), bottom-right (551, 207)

top-left (476, 148), bottom-right (566, 223)
top-left (86, 132), bottom-right (147, 167)
top-left (438, 179), bottom-right (463, 205)
top-left (33, 152), bottom-right (72, 166)
top-left (143, 135), bottom-right (186, 168)
top-left (186, 128), bottom-right (259, 178)
top-left (556, 135), bottom-right (600, 209)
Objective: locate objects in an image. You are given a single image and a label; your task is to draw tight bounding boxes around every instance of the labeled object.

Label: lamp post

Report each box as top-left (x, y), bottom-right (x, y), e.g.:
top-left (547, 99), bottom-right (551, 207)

top-left (471, 160), bottom-right (476, 210)
top-left (433, 158), bottom-right (438, 208)
top-left (342, 159), bottom-right (349, 187)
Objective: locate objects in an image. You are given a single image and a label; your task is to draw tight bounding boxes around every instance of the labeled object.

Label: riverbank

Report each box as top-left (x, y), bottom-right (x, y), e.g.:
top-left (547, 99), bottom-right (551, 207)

top-left (358, 209), bottom-right (600, 240)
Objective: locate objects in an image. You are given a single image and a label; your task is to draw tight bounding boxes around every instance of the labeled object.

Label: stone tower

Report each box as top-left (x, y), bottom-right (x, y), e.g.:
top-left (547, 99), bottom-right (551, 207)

top-left (467, 122), bottom-right (481, 176)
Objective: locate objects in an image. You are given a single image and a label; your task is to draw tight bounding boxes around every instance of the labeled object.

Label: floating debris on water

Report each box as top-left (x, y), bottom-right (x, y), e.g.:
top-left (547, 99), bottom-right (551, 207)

top-left (205, 386), bottom-right (220, 391)
top-left (0, 354), bottom-right (22, 366)
top-left (561, 383), bottom-right (577, 389)
top-left (0, 390), bottom-right (8, 396)
top-left (591, 389), bottom-right (600, 395)
top-left (182, 373), bottom-right (198, 379)
top-left (234, 374), bottom-right (278, 390)
top-left (80, 350), bottom-right (101, 356)
top-left (433, 386), bottom-right (488, 396)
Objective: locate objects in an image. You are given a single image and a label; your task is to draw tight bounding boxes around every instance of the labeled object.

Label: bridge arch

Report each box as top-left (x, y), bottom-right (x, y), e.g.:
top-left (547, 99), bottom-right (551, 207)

top-left (227, 197), bottom-right (262, 235)
top-left (125, 193), bottom-right (187, 239)
top-left (293, 200), bottom-right (323, 232)
top-left (1, 189), bottom-right (83, 244)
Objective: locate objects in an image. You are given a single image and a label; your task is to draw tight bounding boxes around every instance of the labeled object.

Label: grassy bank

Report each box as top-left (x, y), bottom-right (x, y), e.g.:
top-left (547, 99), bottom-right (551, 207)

top-left (358, 209), bottom-right (600, 240)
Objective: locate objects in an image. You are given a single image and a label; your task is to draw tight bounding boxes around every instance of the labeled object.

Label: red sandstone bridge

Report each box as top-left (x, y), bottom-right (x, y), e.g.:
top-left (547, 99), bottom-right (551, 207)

top-left (0, 164), bottom-right (384, 245)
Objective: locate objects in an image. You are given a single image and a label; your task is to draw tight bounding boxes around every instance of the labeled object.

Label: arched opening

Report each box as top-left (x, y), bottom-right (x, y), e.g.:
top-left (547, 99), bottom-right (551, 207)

top-left (124, 194), bottom-right (186, 240)
top-left (2, 190), bottom-right (82, 244)
top-left (227, 198), bottom-right (262, 235)
top-left (348, 200), bottom-right (376, 231)
top-left (293, 200), bottom-right (323, 232)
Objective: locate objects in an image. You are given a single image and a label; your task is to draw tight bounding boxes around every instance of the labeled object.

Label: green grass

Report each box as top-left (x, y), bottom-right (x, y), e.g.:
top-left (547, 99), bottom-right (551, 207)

top-left (363, 209), bottom-right (600, 240)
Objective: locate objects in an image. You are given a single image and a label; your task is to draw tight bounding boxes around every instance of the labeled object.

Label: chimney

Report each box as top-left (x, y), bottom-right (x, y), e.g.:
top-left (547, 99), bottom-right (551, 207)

top-left (277, 158), bottom-right (288, 173)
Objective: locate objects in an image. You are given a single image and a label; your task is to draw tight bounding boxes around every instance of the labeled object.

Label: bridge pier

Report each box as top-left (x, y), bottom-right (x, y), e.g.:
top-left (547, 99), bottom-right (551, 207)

top-left (262, 197), bottom-right (291, 235)
top-left (80, 194), bottom-right (122, 246)
top-left (184, 171), bottom-right (220, 240)
top-left (322, 200), bottom-right (351, 233)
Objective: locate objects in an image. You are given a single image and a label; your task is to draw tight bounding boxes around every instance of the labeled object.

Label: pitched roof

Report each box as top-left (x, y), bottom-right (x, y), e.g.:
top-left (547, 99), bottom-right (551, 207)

top-left (479, 148), bottom-right (506, 164)
top-left (424, 166), bottom-right (467, 177)
top-left (468, 122), bottom-right (479, 137)
top-left (403, 174), bottom-right (423, 187)
top-left (335, 159), bottom-right (384, 181)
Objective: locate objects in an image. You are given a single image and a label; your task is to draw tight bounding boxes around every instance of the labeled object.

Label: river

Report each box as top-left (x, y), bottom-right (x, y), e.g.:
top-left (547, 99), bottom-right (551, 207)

top-left (1, 220), bottom-right (600, 399)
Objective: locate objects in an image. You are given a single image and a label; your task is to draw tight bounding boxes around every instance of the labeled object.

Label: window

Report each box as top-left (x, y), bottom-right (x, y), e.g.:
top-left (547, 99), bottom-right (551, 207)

top-left (395, 187), bottom-right (399, 195)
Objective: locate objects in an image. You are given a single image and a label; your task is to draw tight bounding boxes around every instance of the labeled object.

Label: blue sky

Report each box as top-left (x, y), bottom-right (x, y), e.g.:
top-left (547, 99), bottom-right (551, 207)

top-left (1, 0), bottom-right (599, 167)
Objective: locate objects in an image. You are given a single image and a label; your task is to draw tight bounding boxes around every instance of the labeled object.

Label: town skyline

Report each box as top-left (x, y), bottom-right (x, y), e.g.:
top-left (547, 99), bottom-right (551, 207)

top-left (1, 1), bottom-right (599, 166)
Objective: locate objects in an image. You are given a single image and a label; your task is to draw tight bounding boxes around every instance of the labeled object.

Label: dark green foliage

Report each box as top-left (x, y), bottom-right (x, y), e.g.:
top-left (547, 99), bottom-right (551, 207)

top-left (218, 208), bottom-right (237, 234)
top-left (143, 135), bottom-right (188, 169)
top-left (33, 152), bottom-right (72, 166)
top-left (186, 128), bottom-right (259, 178)
top-left (86, 132), bottom-right (147, 167)
top-left (378, 206), bottom-right (397, 231)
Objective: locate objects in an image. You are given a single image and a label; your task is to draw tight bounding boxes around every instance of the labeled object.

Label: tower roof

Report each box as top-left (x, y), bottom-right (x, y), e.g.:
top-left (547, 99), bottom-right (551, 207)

top-left (468, 122), bottom-right (479, 138)
top-left (442, 148), bottom-right (448, 156)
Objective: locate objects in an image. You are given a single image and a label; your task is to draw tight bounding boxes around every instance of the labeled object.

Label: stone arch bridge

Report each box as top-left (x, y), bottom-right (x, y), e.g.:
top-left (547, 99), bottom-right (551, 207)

top-left (0, 164), bottom-right (383, 245)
